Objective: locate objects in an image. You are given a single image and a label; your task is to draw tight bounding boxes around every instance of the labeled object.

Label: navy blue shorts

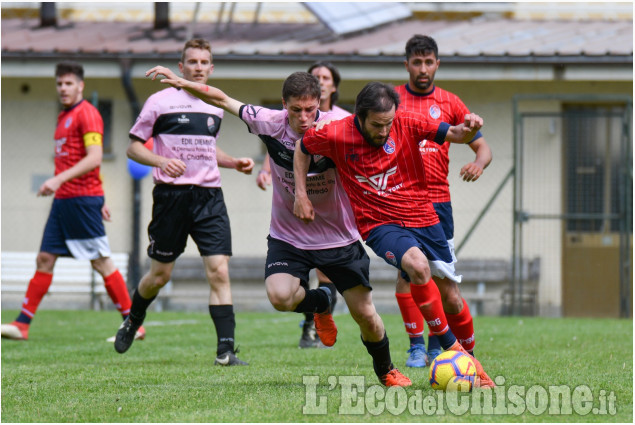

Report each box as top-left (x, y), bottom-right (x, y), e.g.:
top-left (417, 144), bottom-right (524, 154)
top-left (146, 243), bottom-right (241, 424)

top-left (433, 202), bottom-right (454, 240)
top-left (365, 223), bottom-right (460, 283)
top-left (148, 185), bottom-right (232, 263)
top-left (40, 196), bottom-right (111, 260)
top-left (265, 236), bottom-right (371, 294)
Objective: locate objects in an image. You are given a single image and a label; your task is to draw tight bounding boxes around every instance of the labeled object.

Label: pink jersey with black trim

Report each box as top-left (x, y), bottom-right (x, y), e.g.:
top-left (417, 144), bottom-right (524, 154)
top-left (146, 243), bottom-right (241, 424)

top-left (395, 84), bottom-right (471, 203)
top-left (54, 100), bottom-right (104, 199)
top-left (240, 105), bottom-right (359, 250)
top-left (301, 111), bottom-right (450, 239)
top-left (129, 87), bottom-right (224, 187)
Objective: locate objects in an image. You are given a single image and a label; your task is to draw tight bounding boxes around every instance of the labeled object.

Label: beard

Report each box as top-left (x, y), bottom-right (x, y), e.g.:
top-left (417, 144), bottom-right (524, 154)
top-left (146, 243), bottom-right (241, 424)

top-left (360, 125), bottom-right (389, 148)
top-left (412, 77), bottom-right (432, 92)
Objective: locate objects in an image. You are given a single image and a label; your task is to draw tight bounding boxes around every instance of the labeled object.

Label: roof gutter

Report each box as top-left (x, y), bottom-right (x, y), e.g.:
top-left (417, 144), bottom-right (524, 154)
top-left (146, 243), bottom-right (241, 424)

top-left (1, 51), bottom-right (632, 66)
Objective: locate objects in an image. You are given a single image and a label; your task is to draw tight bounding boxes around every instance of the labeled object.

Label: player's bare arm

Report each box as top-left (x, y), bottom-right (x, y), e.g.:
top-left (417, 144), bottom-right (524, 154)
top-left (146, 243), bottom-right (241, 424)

top-left (460, 137), bottom-right (492, 182)
top-left (127, 139), bottom-right (186, 178)
top-left (37, 144), bottom-right (102, 196)
top-left (256, 155), bottom-right (272, 191)
top-left (145, 66), bottom-right (244, 116)
top-left (216, 147), bottom-right (255, 175)
top-left (101, 204), bottom-right (112, 222)
top-left (445, 113), bottom-right (483, 144)
top-left (292, 139), bottom-right (315, 224)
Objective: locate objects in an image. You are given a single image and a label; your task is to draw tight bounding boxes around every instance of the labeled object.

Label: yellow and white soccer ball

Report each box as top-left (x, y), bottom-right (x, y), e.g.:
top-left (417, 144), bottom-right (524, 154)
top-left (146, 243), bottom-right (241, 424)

top-left (428, 350), bottom-right (476, 391)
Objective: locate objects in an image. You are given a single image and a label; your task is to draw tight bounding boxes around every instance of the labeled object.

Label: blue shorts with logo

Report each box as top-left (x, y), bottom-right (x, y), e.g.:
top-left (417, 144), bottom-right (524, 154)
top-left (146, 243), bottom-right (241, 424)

top-left (365, 223), bottom-right (461, 283)
top-left (40, 196), bottom-right (111, 260)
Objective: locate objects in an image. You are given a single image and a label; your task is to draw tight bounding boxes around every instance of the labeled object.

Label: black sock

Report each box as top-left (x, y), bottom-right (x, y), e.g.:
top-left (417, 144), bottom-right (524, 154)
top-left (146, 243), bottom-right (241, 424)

top-left (318, 281), bottom-right (337, 310)
top-left (209, 305), bottom-right (235, 355)
top-left (362, 332), bottom-right (393, 378)
top-left (130, 289), bottom-right (155, 324)
top-left (293, 288), bottom-right (330, 314)
top-left (298, 281), bottom-right (314, 323)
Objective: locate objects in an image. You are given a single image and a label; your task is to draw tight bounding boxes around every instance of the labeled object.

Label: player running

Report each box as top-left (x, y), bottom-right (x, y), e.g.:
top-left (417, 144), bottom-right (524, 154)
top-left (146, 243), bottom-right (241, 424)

top-left (294, 81), bottom-right (495, 388)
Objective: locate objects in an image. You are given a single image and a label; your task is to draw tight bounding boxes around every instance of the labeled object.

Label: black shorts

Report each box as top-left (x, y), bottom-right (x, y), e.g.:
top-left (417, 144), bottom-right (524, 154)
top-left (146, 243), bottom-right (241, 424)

top-left (147, 185), bottom-right (232, 263)
top-left (265, 236), bottom-right (371, 294)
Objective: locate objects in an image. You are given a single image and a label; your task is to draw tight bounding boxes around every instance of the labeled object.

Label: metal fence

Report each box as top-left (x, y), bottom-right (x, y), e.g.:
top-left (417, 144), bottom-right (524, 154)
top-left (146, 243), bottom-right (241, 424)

top-left (512, 94), bottom-right (633, 317)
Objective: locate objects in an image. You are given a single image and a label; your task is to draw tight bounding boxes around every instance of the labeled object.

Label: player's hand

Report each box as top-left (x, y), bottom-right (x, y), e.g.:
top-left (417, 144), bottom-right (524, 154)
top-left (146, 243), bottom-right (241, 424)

top-left (313, 119), bottom-right (333, 132)
top-left (101, 204), bottom-right (112, 221)
top-left (459, 162), bottom-right (484, 182)
top-left (235, 157), bottom-right (255, 175)
top-left (256, 170), bottom-right (272, 191)
top-left (37, 176), bottom-right (62, 197)
top-left (145, 66), bottom-right (182, 87)
top-left (293, 196), bottom-right (315, 224)
top-left (463, 113), bottom-right (483, 133)
top-left (159, 158), bottom-right (187, 178)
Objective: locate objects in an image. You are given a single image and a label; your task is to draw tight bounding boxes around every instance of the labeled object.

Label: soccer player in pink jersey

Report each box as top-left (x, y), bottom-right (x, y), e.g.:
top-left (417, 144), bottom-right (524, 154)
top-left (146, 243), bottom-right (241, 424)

top-left (394, 35), bottom-right (493, 367)
top-left (1, 62), bottom-right (137, 341)
top-left (295, 82), bottom-right (494, 387)
top-left (257, 61), bottom-right (350, 348)
top-left (113, 40), bottom-right (254, 366)
top-left (145, 65), bottom-right (411, 387)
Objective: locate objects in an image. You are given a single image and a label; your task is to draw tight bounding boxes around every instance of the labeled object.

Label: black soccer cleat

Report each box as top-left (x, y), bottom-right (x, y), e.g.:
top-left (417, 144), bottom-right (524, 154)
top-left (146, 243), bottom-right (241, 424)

top-left (214, 347), bottom-right (249, 366)
top-left (114, 316), bottom-right (143, 354)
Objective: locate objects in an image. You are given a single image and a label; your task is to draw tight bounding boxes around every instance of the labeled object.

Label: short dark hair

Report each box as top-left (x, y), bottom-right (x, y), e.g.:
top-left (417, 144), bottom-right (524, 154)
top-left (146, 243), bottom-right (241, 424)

top-left (182, 38), bottom-right (212, 63)
top-left (55, 61), bottom-right (84, 80)
top-left (307, 61), bottom-right (341, 107)
top-left (405, 34), bottom-right (438, 60)
top-left (282, 72), bottom-right (321, 102)
top-left (354, 82), bottom-right (400, 121)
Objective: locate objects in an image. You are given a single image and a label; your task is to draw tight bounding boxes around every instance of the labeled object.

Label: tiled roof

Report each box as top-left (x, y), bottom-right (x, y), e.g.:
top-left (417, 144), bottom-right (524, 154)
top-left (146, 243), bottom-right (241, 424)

top-left (1, 17), bottom-right (632, 63)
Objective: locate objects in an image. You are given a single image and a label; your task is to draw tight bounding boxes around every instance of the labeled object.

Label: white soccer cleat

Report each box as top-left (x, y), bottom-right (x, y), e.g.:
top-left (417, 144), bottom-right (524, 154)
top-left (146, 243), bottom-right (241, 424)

top-left (1, 323), bottom-right (29, 340)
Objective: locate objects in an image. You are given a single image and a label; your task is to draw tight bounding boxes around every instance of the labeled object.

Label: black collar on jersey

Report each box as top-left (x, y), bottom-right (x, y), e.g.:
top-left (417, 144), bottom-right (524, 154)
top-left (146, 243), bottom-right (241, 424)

top-left (404, 83), bottom-right (436, 97)
top-left (63, 99), bottom-right (85, 112)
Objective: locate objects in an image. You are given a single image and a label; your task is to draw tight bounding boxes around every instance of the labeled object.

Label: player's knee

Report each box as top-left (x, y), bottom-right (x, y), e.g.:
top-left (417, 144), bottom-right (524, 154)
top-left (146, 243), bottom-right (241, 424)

top-left (35, 252), bottom-right (56, 272)
top-left (266, 288), bottom-right (294, 311)
top-left (409, 264), bottom-right (431, 284)
top-left (206, 262), bottom-right (230, 285)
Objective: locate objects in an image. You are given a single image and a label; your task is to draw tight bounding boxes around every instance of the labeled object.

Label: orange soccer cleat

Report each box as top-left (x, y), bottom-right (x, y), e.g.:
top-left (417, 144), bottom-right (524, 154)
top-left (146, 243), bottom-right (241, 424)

top-left (449, 341), bottom-right (496, 388)
top-left (381, 368), bottom-right (412, 387)
top-left (313, 312), bottom-right (337, 347)
top-left (1, 321), bottom-right (29, 340)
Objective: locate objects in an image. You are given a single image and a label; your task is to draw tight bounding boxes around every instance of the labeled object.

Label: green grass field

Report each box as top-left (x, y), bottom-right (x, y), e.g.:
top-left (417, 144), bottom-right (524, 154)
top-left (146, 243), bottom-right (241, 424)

top-left (1, 309), bottom-right (632, 422)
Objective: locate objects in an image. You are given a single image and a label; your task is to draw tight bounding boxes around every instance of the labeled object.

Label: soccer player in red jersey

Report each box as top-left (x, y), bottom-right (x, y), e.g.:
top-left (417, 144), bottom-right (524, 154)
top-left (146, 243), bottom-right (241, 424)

top-left (394, 35), bottom-right (493, 367)
top-left (1, 62), bottom-right (140, 341)
top-left (294, 82), bottom-right (494, 387)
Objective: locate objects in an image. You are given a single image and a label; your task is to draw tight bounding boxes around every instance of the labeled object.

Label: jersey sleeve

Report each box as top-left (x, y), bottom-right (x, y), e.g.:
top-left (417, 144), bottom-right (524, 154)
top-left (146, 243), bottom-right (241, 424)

top-left (449, 94), bottom-right (482, 143)
top-left (301, 126), bottom-right (333, 158)
top-left (402, 111), bottom-right (449, 146)
top-left (239, 104), bottom-right (284, 136)
top-left (78, 104), bottom-right (104, 137)
top-left (129, 94), bottom-right (159, 142)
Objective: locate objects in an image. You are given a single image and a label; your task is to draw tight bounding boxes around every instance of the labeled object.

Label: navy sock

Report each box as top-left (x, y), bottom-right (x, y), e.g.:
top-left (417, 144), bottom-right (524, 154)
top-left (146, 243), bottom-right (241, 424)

top-left (16, 313), bottom-right (31, 325)
top-left (437, 329), bottom-right (458, 351)
top-left (428, 334), bottom-right (441, 351)
top-left (209, 305), bottom-right (236, 355)
top-left (409, 335), bottom-right (425, 347)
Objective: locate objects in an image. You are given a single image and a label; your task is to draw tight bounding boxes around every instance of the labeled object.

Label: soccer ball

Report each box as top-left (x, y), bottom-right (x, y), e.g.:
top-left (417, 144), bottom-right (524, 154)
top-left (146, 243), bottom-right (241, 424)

top-left (429, 350), bottom-right (476, 391)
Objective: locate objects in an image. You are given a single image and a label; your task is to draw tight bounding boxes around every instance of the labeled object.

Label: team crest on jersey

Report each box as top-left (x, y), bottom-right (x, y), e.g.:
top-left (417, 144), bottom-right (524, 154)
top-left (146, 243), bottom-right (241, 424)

top-left (429, 105), bottom-right (441, 120)
top-left (207, 115), bottom-right (221, 136)
top-left (385, 251), bottom-right (397, 266)
top-left (383, 137), bottom-right (396, 154)
top-left (65, 117), bottom-right (73, 128)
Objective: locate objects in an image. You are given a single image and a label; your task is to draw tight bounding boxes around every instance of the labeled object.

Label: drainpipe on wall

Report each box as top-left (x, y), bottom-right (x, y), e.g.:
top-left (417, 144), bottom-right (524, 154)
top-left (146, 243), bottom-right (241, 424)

top-left (120, 59), bottom-right (142, 290)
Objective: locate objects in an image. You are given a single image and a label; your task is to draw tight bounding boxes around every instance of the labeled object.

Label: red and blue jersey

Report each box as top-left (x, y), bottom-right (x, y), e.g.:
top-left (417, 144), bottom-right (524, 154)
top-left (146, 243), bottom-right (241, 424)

top-left (301, 110), bottom-right (449, 239)
top-left (394, 84), bottom-right (473, 203)
top-left (53, 100), bottom-right (104, 199)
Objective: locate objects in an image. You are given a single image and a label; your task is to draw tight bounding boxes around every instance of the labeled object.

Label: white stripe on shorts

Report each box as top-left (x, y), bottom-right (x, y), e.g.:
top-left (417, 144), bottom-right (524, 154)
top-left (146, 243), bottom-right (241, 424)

top-left (66, 236), bottom-right (112, 260)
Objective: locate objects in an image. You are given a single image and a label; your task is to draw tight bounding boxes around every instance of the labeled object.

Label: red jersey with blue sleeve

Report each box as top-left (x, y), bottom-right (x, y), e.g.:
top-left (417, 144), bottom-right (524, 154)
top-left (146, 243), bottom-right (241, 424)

top-left (395, 84), bottom-right (477, 203)
top-left (301, 110), bottom-right (450, 239)
top-left (54, 100), bottom-right (104, 199)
